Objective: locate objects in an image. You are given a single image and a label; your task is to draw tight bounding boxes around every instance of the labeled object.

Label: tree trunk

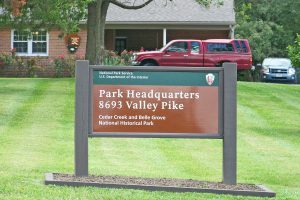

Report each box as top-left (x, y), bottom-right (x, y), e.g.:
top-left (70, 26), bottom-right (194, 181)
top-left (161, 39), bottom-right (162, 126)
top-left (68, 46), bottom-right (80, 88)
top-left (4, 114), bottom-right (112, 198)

top-left (86, 0), bottom-right (110, 65)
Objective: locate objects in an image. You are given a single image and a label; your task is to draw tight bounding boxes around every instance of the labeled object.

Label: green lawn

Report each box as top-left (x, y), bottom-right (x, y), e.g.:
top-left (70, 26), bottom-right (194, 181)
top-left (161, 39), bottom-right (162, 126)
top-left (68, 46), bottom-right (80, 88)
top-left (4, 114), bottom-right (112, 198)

top-left (0, 78), bottom-right (299, 200)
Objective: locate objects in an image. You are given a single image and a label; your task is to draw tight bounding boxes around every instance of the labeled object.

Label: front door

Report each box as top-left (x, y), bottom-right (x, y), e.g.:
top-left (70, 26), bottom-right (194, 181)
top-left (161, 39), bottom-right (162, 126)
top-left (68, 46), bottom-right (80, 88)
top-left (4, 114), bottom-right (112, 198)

top-left (187, 41), bottom-right (204, 67)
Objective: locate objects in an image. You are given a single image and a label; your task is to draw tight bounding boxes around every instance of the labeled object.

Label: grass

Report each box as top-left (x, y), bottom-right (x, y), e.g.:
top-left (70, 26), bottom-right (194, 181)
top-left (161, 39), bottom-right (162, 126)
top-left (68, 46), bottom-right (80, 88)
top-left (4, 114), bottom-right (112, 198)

top-left (0, 78), bottom-right (299, 200)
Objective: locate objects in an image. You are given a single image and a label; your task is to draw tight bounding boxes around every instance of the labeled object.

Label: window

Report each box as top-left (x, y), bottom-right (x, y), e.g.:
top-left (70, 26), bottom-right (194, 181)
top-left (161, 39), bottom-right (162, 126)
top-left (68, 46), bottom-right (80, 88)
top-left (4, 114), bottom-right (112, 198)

top-left (191, 42), bottom-right (200, 53)
top-left (167, 42), bottom-right (188, 53)
top-left (13, 30), bottom-right (29, 53)
top-left (234, 40), bottom-right (241, 52)
top-left (240, 41), bottom-right (249, 53)
top-left (115, 38), bottom-right (127, 54)
top-left (32, 31), bottom-right (47, 53)
top-left (12, 30), bottom-right (48, 56)
top-left (207, 43), bottom-right (234, 52)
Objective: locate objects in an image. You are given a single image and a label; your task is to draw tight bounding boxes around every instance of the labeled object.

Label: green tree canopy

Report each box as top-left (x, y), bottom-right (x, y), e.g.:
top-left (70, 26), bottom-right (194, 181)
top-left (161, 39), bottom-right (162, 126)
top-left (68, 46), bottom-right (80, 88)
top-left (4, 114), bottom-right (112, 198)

top-left (235, 0), bottom-right (300, 64)
top-left (288, 34), bottom-right (300, 68)
top-left (1, 0), bottom-right (223, 64)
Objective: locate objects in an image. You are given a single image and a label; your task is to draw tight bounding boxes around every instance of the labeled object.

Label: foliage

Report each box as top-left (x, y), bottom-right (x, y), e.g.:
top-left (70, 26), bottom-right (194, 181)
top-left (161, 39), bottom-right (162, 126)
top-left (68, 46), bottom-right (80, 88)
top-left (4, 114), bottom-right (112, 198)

top-left (235, 0), bottom-right (299, 64)
top-left (1, 0), bottom-right (223, 65)
top-left (0, 52), bottom-right (15, 66)
top-left (103, 51), bottom-right (121, 66)
top-left (1, 50), bottom-right (133, 78)
top-left (0, 0), bottom-right (90, 33)
top-left (287, 34), bottom-right (300, 68)
top-left (103, 50), bottom-right (134, 66)
top-left (52, 54), bottom-right (84, 77)
top-left (23, 57), bottom-right (40, 77)
top-left (195, 0), bottom-right (223, 7)
top-left (52, 51), bottom-right (133, 78)
top-left (235, 20), bottom-right (291, 64)
top-left (53, 55), bottom-right (66, 77)
top-left (120, 50), bottom-right (134, 65)
top-left (0, 48), bottom-right (18, 65)
top-left (0, 50), bottom-right (41, 77)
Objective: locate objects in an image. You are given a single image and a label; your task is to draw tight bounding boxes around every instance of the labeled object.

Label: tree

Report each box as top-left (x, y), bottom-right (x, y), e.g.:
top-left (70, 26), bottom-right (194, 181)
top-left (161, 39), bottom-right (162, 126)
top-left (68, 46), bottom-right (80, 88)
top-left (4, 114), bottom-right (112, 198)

top-left (0, 0), bottom-right (223, 64)
top-left (234, 0), bottom-right (299, 64)
top-left (288, 34), bottom-right (300, 68)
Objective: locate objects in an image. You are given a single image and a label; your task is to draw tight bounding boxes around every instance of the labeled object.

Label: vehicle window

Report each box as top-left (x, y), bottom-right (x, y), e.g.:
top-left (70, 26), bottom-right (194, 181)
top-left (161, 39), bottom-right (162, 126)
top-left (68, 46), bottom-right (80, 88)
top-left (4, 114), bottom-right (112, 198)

top-left (262, 58), bottom-right (292, 67)
top-left (234, 40), bottom-right (242, 52)
top-left (191, 42), bottom-right (200, 53)
top-left (207, 43), bottom-right (234, 52)
top-left (240, 41), bottom-right (249, 53)
top-left (167, 42), bottom-right (188, 53)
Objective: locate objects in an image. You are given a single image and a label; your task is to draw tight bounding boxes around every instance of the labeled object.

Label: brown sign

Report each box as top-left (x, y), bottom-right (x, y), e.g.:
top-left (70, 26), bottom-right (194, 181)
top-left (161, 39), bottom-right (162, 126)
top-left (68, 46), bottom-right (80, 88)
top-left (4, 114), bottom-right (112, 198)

top-left (92, 70), bottom-right (220, 135)
top-left (74, 62), bottom-right (237, 184)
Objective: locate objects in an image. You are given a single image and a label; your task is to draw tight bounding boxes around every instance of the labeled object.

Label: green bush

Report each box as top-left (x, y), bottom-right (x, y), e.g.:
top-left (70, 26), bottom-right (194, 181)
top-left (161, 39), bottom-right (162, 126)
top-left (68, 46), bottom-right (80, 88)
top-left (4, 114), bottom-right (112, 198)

top-left (0, 51), bottom-right (40, 77)
top-left (52, 55), bottom-right (83, 77)
top-left (103, 50), bottom-right (133, 66)
top-left (287, 34), bottom-right (300, 68)
top-left (53, 55), bottom-right (66, 77)
top-left (0, 52), bottom-right (16, 66)
top-left (1, 50), bottom-right (134, 78)
top-left (25, 58), bottom-right (41, 77)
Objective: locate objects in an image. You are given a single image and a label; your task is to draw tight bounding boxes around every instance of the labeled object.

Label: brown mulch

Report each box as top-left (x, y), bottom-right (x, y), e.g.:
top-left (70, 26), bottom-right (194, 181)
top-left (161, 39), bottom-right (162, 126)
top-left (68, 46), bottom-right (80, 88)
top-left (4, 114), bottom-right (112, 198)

top-left (53, 173), bottom-right (263, 192)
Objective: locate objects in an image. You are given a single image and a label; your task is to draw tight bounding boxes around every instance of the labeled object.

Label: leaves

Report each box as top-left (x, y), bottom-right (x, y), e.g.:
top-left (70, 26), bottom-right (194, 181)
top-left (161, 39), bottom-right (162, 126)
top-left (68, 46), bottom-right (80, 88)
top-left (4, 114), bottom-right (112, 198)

top-left (287, 34), bottom-right (300, 68)
top-left (1, 0), bottom-right (225, 64)
top-left (1, 0), bottom-right (224, 32)
top-left (0, 0), bottom-right (90, 33)
top-left (235, 0), bottom-right (299, 64)
top-left (195, 0), bottom-right (223, 7)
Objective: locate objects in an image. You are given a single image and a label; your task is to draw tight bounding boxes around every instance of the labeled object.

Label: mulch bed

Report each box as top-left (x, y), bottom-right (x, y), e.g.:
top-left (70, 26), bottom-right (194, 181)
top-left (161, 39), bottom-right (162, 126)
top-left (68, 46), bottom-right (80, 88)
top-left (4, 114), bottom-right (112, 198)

top-left (53, 173), bottom-right (263, 192)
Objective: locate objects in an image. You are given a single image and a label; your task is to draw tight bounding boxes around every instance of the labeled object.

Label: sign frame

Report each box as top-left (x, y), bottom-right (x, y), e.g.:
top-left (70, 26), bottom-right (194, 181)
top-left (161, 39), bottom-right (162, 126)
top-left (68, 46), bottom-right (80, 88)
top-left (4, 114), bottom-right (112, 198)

top-left (74, 60), bottom-right (237, 185)
top-left (89, 65), bottom-right (224, 139)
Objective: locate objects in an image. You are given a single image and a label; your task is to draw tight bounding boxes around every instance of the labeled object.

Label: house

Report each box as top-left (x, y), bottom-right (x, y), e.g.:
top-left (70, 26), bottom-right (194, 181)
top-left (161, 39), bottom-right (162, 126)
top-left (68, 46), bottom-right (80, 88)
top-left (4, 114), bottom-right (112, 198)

top-left (0, 0), bottom-right (235, 60)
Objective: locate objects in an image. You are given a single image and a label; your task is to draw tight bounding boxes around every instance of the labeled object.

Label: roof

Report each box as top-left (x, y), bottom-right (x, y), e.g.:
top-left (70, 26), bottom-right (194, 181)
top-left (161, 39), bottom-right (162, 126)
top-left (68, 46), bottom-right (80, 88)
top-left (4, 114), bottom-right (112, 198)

top-left (106, 0), bottom-right (235, 25)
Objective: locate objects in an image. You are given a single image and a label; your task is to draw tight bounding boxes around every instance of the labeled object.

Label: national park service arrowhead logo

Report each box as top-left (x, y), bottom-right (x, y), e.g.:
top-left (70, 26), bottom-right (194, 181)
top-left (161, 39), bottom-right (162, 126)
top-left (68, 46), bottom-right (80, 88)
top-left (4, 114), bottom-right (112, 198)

top-left (206, 73), bottom-right (215, 86)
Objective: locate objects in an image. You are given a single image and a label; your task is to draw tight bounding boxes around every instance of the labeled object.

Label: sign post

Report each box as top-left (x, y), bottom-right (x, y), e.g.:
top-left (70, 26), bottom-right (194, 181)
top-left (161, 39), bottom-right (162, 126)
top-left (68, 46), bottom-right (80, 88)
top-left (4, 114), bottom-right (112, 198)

top-left (75, 60), bottom-right (89, 176)
top-left (223, 63), bottom-right (237, 185)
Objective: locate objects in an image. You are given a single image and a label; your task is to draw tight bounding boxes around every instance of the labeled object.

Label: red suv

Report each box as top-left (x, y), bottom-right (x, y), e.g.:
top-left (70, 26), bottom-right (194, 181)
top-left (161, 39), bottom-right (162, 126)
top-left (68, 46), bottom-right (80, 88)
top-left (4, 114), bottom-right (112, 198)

top-left (131, 39), bottom-right (252, 70)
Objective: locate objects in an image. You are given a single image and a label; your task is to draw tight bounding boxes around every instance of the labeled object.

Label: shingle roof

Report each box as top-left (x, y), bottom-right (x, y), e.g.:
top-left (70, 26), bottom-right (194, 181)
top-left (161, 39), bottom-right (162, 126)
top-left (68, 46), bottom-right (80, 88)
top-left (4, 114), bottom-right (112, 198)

top-left (106, 0), bottom-right (235, 25)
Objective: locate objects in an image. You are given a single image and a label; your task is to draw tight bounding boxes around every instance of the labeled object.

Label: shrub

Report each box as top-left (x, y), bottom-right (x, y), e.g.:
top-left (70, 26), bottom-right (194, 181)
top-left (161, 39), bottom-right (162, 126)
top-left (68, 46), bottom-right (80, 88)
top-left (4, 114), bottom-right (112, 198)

top-left (120, 50), bottom-right (134, 66)
top-left (1, 49), bottom-right (134, 78)
top-left (52, 54), bottom-right (84, 77)
top-left (53, 55), bottom-right (66, 77)
top-left (0, 51), bottom-right (40, 77)
top-left (103, 51), bottom-right (121, 65)
top-left (103, 50), bottom-right (133, 66)
top-left (287, 34), bottom-right (300, 68)
top-left (0, 52), bottom-right (16, 66)
top-left (24, 58), bottom-right (42, 77)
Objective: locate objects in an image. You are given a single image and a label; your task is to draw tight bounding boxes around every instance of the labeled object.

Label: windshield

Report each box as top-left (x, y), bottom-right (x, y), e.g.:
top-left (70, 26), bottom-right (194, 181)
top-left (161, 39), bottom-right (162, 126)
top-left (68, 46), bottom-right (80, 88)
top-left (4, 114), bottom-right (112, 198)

top-left (160, 41), bottom-right (173, 52)
top-left (262, 58), bottom-right (292, 67)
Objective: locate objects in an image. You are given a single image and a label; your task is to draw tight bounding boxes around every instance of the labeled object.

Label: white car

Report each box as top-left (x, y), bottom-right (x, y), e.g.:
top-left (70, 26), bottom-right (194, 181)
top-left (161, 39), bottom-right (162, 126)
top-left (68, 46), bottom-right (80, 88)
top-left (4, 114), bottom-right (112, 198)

top-left (260, 58), bottom-right (297, 83)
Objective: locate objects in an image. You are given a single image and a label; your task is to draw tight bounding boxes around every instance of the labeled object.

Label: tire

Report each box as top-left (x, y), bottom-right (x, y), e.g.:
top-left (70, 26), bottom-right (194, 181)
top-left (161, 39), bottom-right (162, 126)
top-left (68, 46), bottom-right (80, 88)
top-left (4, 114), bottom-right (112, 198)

top-left (216, 62), bottom-right (223, 67)
top-left (292, 77), bottom-right (298, 84)
top-left (142, 62), bottom-right (156, 66)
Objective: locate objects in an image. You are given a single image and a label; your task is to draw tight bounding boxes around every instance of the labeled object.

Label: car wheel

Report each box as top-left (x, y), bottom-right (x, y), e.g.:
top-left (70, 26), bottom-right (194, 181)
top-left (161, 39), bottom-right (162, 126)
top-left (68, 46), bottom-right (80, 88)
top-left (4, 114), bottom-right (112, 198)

top-left (143, 62), bottom-right (156, 66)
top-left (216, 62), bottom-right (223, 67)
